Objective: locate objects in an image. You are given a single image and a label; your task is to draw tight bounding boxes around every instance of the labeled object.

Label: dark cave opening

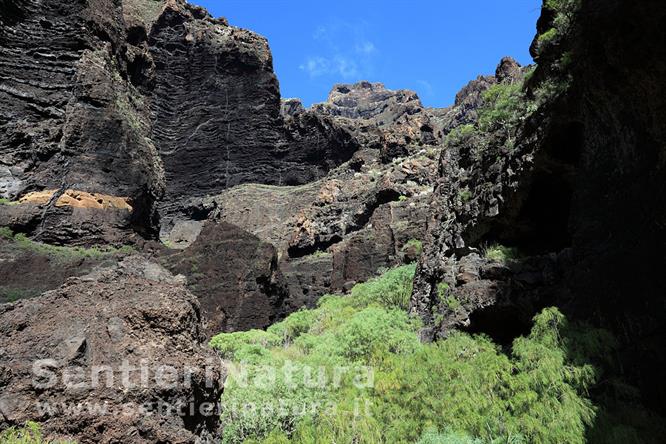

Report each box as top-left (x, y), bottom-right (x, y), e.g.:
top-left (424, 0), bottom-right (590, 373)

top-left (481, 168), bottom-right (574, 256)
top-left (482, 121), bottom-right (583, 256)
top-left (516, 171), bottom-right (573, 253)
top-left (464, 305), bottom-right (533, 347)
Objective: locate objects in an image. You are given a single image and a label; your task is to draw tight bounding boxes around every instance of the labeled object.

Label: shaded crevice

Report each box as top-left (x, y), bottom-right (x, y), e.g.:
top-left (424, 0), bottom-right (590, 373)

top-left (463, 305), bottom-right (533, 347)
top-left (287, 234), bottom-right (343, 259)
top-left (347, 188), bottom-right (402, 234)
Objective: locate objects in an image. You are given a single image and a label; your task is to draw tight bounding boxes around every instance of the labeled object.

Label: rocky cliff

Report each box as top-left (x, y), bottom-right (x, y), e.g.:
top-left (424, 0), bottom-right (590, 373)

top-left (2, 0), bottom-right (666, 440)
top-left (0, 0), bottom-right (360, 246)
top-left (0, 257), bottom-right (223, 443)
top-left (410, 0), bottom-right (666, 415)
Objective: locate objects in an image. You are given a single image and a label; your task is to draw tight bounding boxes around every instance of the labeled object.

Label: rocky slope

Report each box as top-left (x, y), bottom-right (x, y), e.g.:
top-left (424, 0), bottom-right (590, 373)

top-left (0, 257), bottom-right (223, 443)
top-left (205, 82), bottom-right (444, 311)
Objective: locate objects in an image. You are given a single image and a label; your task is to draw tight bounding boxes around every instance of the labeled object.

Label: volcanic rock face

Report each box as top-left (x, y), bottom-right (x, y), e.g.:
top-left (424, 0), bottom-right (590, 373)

top-left (0, 257), bottom-right (223, 443)
top-left (161, 221), bottom-right (288, 336)
top-left (208, 143), bottom-right (437, 308)
top-left (0, 0), bottom-right (360, 245)
top-left (411, 0), bottom-right (666, 413)
top-left (148, 0), bottom-right (360, 232)
top-left (311, 81), bottom-right (441, 161)
top-left (0, 0), bottom-right (166, 245)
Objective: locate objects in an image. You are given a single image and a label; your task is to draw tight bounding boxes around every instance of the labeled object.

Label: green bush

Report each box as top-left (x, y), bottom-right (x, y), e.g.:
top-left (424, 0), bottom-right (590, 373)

top-left (535, 0), bottom-right (581, 56)
top-left (210, 263), bottom-right (633, 444)
top-left (209, 329), bottom-right (281, 361)
top-left (0, 198), bottom-right (18, 206)
top-left (0, 227), bottom-right (13, 240)
top-left (445, 124), bottom-right (476, 147)
top-left (349, 263), bottom-right (416, 311)
top-left (484, 244), bottom-right (519, 263)
top-left (416, 428), bottom-right (486, 444)
top-left (401, 239), bottom-right (423, 256)
top-left (458, 188), bottom-right (473, 203)
top-left (0, 422), bottom-right (74, 444)
top-left (478, 82), bottom-right (527, 136)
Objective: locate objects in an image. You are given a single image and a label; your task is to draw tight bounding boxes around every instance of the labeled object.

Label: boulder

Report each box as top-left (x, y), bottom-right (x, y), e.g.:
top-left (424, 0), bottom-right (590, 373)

top-left (0, 256), bottom-right (223, 443)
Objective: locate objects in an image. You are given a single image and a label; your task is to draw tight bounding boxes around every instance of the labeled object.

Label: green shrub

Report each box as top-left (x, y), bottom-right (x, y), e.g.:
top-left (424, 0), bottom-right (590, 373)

top-left (478, 82), bottom-right (527, 136)
top-left (436, 281), bottom-right (450, 299)
top-left (445, 124), bottom-right (476, 147)
top-left (0, 422), bottom-right (74, 443)
top-left (444, 295), bottom-right (461, 311)
top-left (210, 261), bottom-right (628, 444)
top-left (458, 188), bottom-right (473, 203)
top-left (536, 27), bottom-right (558, 53)
top-left (0, 226), bottom-right (13, 240)
top-left (401, 239), bottom-right (423, 256)
top-left (417, 428), bottom-right (486, 444)
top-left (310, 249), bottom-right (330, 258)
top-left (209, 329), bottom-right (281, 361)
top-left (350, 263), bottom-right (416, 311)
top-left (484, 244), bottom-right (519, 263)
top-left (337, 307), bottom-right (420, 361)
top-left (0, 198), bottom-right (18, 206)
top-left (535, 0), bottom-right (581, 56)
top-left (267, 309), bottom-right (318, 345)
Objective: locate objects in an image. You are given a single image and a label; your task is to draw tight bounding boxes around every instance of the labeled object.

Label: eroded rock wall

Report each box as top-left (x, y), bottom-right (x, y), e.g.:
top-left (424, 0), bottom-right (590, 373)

top-left (412, 0), bottom-right (666, 412)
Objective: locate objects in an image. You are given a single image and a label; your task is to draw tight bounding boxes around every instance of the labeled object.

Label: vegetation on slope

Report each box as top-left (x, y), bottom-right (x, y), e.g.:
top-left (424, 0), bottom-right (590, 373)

top-left (0, 422), bottom-right (73, 444)
top-left (0, 227), bottom-right (132, 261)
top-left (209, 265), bottom-right (657, 444)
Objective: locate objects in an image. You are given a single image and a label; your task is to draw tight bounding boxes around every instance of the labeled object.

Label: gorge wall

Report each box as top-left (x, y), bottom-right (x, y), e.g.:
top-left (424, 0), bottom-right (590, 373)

top-left (410, 0), bottom-right (666, 414)
top-left (1, 0), bottom-right (665, 440)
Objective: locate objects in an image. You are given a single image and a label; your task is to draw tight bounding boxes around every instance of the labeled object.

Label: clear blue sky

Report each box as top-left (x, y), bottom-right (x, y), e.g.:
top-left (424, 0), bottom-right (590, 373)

top-left (191, 1), bottom-right (542, 108)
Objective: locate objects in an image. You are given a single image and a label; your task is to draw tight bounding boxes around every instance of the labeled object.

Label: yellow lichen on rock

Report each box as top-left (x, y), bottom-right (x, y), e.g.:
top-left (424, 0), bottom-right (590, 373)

top-left (19, 190), bottom-right (133, 211)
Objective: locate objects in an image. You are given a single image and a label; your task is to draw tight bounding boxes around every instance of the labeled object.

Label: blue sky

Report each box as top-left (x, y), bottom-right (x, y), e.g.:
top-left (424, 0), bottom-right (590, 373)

top-left (192, 1), bottom-right (542, 108)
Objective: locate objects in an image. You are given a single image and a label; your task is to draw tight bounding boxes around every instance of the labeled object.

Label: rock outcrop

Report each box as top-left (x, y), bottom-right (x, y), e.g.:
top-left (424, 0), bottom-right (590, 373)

top-left (311, 82), bottom-right (441, 162)
top-left (0, 0), bottom-right (361, 246)
top-left (0, 256), bottom-right (223, 443)
top-left (0, 0), bottom-right (166, 245)
top-left (411, 0), bottom-right (666, 414)
top-left (160, 221), bottom-right (288, 336)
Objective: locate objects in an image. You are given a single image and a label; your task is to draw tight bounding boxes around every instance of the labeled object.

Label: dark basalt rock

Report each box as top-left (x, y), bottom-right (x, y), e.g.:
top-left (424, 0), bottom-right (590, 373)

top-left (0, 0), bottom-right (166, 245)
top-left (412, 0), bottom-right (666, 413)
top-left (149, 1), bottom-right (361, 231)
top-left (0, 256), bottom-right (223, 443)
top-left (1, 0), bottom-right (361, 246)
top-left (160, 221), bottom-right (289, 337)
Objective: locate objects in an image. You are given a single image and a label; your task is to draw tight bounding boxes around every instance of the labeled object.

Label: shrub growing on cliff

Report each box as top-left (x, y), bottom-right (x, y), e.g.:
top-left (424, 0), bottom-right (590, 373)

top-left (535, 0), bottom-right (581, 55)
top-left (478, 82), bottom-right (527, 145)
top-left (211, 264), bottom-right (620, 444)
top-left (484, 244), bottom-right (519, 263)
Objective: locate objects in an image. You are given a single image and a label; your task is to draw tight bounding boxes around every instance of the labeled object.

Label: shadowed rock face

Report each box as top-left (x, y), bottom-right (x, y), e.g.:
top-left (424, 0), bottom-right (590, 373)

top-left (412, 0), bottom-right (666, 413)
top-left (0, 0), bottom-right (360, 245)
top-left (0, 0), bottom-right (165, 244)
top-left (160, 222), bottom-right (289, 337)
top-left (147, 1), bottom-right (361, 231)
top-left (0, 257), bottom-right (223, 443)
